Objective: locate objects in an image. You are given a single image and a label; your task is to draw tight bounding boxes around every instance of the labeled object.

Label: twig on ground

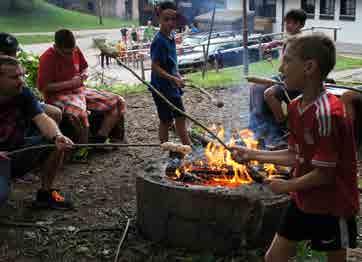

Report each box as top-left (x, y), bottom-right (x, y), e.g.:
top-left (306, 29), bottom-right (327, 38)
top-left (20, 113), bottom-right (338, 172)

top-left (114, 218), bottom-right (131, 262)
top-left (0, 219), bottom-right (49, 232)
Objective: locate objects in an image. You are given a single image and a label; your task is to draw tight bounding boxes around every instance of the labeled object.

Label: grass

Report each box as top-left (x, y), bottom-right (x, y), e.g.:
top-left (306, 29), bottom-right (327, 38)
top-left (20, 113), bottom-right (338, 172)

top-left (16, 35), bottom-right (54, 45)
top-left (185, 55), bottom-right (362, 89)
top-left (91, 83), bottom-right (146, 96)
top-left (1, 0), bottom-right (137, 33)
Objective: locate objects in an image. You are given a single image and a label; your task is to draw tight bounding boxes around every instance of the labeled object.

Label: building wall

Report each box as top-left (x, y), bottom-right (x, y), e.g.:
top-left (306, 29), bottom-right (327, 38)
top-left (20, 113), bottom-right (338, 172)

top-left (226, 0), bottom-right (242, 9)
top-left (275, 0), bottom-right (362, 44)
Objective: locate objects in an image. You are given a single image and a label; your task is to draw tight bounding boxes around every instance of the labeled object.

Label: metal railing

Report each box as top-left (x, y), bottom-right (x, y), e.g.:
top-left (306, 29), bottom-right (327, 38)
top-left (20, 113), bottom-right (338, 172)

top-left (94, 26), bottom-right (341, 79)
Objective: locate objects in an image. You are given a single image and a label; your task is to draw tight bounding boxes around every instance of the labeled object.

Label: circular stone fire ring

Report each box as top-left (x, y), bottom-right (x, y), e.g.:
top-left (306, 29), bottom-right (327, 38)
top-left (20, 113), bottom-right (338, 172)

top-left (136, 163), bottom-right (290, 254)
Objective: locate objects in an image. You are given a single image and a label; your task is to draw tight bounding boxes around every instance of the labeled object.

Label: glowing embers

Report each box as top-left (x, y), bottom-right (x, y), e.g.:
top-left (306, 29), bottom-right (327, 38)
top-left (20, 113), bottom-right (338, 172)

top-left (166, 127), bottom-right (290, 187)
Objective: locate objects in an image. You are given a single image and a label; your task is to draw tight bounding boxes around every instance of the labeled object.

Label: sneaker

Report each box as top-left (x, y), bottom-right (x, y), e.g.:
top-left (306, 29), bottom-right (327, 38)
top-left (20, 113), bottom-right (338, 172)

top-left (34, 189), bottom-right (73, 210)
top-left (71, 147), bottom-right (89, 163)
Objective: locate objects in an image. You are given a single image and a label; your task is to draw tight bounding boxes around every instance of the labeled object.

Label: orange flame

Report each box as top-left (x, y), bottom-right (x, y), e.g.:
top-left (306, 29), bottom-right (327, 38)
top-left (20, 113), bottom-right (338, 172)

top-left (174, 128), bottom-right (281, 187)
top-left (264, 163), bottom-right (277, 177)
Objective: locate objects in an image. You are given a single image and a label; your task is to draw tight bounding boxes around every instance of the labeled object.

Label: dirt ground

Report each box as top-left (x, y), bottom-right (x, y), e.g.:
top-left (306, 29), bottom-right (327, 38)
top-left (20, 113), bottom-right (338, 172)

top-left (0, 86), bottom-right (360, 262)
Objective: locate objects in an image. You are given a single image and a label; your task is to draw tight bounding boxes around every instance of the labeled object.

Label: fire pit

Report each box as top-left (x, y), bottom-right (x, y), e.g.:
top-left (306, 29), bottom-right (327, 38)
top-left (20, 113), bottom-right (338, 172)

top-left (137, 128), bottom-right (291, 253)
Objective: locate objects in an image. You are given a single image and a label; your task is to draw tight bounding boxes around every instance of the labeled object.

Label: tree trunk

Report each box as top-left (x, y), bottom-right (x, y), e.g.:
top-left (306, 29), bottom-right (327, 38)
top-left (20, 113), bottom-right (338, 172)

top-left (98, 0), bottom-right (103, 25)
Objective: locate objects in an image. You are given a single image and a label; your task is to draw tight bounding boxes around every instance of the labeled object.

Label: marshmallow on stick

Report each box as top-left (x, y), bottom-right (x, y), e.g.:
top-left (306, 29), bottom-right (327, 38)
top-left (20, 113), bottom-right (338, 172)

top-left (160, 142), bottom-right (192, 155)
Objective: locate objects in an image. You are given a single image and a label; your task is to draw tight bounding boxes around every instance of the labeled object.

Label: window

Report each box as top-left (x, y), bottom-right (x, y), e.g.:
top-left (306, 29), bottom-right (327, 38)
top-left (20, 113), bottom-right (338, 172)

top-left (340, 0), bottom-right (356, 21)
top-left (301, 0), bottom-right (315, 18)
top-left (320, 0), bottom-right (335, 20)
top-left (254, 0), bottom-right (276, 20)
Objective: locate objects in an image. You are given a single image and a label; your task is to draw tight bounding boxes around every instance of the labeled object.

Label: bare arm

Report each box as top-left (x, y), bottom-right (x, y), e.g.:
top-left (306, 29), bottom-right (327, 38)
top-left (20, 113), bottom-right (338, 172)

top-left (232, 147), bottom-right (296, 166)
top-left (152, 61), bottom-right (178, 82)
top-left (267, 168), bottom-right (335, 194)
top-left (33, 113), bottom-right (62, 140)
top-left (32, 113), bottom-right (73, 150)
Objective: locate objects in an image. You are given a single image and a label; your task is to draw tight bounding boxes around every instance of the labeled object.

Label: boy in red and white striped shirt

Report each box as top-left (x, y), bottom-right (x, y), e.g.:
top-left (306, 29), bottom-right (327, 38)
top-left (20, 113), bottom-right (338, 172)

top-left (233, 33), bottom-right (359, 262)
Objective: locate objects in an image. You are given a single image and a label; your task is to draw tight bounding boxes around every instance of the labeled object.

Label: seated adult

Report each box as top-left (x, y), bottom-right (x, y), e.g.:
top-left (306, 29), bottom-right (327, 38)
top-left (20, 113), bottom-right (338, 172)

top-left (0, 32), bottom-right (62, 124)
top-left (0, 56), bottom-right (73, 209)
top-left (249, 75), bottom-right (300, 147)
top-left (37, 29), bottom-right (126, 143)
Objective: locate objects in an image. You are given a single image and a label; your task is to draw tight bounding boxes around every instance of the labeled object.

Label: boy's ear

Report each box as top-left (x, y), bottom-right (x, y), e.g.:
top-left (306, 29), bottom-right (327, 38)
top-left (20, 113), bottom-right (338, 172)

top-left (304, 59), bottom-right (318, 75)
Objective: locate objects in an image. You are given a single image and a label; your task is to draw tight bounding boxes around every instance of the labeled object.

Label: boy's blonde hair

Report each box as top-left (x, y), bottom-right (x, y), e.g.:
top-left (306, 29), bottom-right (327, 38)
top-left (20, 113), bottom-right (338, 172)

top-left (286, 33), bottom-right (336, 79)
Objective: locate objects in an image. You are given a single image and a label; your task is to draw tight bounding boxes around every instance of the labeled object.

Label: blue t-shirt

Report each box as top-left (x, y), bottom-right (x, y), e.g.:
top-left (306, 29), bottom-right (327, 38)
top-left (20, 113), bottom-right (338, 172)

top-left (150, 32), bottom-right (183, 98)
top-left (0, 87), bottom-right (44, 150)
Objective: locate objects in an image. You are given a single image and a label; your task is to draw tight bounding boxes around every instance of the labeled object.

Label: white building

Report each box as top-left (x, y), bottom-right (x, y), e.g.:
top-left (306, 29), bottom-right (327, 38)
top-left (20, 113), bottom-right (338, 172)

top-left (223, 0), bottom-right (360, 44)
top-left (274, 0), bottom-right (360, 44)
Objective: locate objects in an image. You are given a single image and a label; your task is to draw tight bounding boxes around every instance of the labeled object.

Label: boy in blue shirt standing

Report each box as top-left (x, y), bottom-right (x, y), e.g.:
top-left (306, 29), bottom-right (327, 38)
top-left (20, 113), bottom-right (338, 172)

top-left (150, 1), bottom-right (191, 148)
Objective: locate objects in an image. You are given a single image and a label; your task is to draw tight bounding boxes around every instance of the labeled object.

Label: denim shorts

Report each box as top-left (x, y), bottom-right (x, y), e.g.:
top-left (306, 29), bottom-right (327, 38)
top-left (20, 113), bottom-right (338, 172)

top-left (0, 158), bottom-right (10, 206)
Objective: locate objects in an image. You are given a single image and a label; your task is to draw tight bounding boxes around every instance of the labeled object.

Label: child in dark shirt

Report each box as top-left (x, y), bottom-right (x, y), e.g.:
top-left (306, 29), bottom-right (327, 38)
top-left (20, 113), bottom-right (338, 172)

top-left (150, 1), bottom-right (191, 147)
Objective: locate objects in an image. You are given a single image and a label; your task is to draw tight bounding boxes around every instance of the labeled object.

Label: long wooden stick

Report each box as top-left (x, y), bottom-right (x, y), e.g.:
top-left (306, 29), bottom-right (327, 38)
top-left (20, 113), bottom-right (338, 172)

top-left (246, 76), bottom-right (362, 95)
top-left (245, 76), bottom-right (291, 103)
top-left (7, 143), bottom-right (161, 156)
top-left (185, 82), bottom-right (224, 108)
top-left (113, 57), bottom-right (230, 150)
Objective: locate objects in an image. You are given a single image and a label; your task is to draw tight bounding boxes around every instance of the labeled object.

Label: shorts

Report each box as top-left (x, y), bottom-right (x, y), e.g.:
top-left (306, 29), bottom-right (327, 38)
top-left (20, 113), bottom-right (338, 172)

top-left (151, 93), bottom-right (185, 122)
top-left (278, 200), bottom-right (358, 251)
top-left (0, 158), bottom-right (10, 206)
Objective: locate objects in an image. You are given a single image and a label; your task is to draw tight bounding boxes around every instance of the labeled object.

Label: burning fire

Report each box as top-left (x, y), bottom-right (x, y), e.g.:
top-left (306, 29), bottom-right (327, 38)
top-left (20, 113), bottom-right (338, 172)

top-left (169, 127), bottom-right (283, 187)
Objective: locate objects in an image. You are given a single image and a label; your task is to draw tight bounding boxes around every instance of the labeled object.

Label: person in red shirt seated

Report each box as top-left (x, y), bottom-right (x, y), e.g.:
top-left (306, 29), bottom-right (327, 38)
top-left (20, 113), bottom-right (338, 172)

top-left (37, 29), bottom-right (126, 143)
top-left (233, 33), bottom-right (359, 262)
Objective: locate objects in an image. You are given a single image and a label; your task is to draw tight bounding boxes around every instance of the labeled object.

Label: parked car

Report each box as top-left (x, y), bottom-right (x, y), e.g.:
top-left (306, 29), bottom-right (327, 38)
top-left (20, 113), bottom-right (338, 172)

top-left (179, 31), bottom-right (239, 54)
top-left (182, 31), bottom-right (239, 46)
top-left (178, 34), bottom-right (275, 73)
top-left (214, 43), bottom-right (280, 68)
top-left (178, 37), bottom-right (237, 73)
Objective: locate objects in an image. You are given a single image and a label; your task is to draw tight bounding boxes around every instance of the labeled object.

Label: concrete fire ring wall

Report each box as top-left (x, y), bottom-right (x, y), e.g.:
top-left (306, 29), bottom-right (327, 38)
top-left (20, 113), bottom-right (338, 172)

top-left (136, 171), bottom-right (290, 254)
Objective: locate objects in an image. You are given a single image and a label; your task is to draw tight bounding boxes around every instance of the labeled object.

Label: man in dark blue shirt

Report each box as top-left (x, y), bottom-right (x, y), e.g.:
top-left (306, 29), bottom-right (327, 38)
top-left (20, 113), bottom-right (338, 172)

top-left (0, 56), bottom-right (74, 210)
top-left (150, 1), bottom-right (191, 147)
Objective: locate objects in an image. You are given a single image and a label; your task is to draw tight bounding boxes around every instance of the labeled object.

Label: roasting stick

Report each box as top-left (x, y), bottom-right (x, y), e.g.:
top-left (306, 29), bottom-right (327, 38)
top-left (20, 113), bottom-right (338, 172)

top-left (185, 82), bottom-right (224, 108)
top-left (245, 76), bottom-right (292, 104)
top-left (92, 44), bottom-right (229, 149)
top-left (246, 76), bottom-right (362, 95)
top-left (7, 142), bottom-right (192, 156)
top-left (112, 57), bottom-right (230, 151)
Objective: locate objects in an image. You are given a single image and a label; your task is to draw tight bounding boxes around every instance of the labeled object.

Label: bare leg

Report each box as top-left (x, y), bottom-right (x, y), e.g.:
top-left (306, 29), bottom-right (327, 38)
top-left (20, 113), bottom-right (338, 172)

top-left (67, 115), bottom-right (89, 143)
top-left (175, 117), bottom-right (191, 145)
top-left (40, 150), bottom-right (64, 191)
top-left (159, 120), bottom-right (172, 143)
top-left (43, 104), bottom-right (62, 124)
top-left (264, 87), bottom-right (286, 123)
top-left (327, 249), bottom-right (346, 262)
top-left (97, 107), bottom-right (122, 138)
top-left (264, 233), bottom-right (297, 262)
